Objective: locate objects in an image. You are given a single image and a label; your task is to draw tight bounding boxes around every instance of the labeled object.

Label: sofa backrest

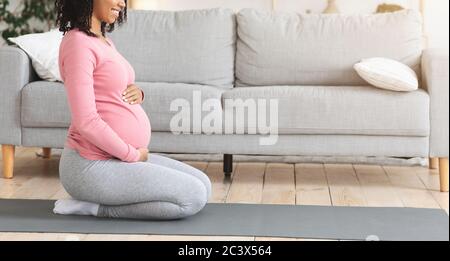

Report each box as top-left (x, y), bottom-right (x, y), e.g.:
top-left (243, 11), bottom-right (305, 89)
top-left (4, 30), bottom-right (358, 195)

top-left (109, 8), bottom-right (236, 88)
top-left (236, 9), bottom-right (424, 87)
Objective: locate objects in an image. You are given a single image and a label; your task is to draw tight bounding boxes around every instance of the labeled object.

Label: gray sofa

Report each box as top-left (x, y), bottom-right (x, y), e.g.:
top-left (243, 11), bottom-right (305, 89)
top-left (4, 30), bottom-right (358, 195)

top-left (1, 8), bottom-right (448, 191)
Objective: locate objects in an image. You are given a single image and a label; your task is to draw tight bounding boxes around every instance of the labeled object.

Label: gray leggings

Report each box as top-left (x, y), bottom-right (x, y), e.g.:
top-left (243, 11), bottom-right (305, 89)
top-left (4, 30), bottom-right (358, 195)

top-left (59, 146), bottom-right (212, 220)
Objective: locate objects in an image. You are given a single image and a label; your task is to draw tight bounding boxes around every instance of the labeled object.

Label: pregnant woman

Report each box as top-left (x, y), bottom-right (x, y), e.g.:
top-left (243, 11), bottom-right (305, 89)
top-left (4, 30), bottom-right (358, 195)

top-left (53, 0), bottom-right (212, 220)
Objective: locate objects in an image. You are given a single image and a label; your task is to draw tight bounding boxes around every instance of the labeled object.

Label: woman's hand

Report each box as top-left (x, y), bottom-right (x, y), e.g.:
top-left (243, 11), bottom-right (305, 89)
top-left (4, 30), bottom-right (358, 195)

top-left (138, 148), bottom-right (149, 162)
top-left (122, 84), bottom-right (144, 105)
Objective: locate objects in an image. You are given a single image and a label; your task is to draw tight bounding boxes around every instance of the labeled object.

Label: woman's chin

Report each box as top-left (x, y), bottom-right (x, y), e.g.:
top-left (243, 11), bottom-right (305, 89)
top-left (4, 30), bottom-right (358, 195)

top-left (105, 16), bottom-right (117, 24)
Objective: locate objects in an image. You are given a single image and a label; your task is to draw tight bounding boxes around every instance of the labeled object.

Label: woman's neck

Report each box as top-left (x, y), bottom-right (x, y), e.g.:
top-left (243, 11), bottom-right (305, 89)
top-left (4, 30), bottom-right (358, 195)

top-left (90, 15), bottom-right (102, 36)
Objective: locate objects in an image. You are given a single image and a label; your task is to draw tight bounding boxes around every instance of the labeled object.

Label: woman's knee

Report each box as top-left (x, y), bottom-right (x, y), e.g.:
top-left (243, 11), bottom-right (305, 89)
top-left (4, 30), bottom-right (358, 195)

top-left (179, 168), bottom-right (212, 200)
top-left (148, 154), bottom-right (212, 197)
top-left (176, 178), bottom-right (208, 217)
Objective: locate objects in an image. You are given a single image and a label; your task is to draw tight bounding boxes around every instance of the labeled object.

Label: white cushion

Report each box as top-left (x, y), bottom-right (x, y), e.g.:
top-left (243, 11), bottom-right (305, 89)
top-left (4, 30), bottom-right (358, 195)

top-left (8, 28), bottom-right (63, 82)
top-left (354, 57), bottom-right (419, 92)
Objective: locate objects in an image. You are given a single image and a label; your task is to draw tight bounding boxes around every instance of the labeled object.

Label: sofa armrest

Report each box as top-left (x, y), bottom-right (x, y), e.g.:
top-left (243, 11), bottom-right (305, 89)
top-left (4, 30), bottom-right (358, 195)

top-left (0, 46), bottom-right (38, 145)
top-left (422, 48), bottom-right (449, 157)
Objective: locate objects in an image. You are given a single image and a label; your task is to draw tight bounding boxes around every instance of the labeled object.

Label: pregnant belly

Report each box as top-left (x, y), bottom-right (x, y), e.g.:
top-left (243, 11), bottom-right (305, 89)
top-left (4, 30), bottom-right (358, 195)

top-left (100, 105), bottom-right (151, 149)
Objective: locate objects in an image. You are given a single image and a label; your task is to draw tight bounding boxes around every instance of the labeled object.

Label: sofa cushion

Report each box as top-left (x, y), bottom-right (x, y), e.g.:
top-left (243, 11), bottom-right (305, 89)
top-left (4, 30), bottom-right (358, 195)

top-left (236, 9), bottom-right (423, 87)
top-left (222, 85), bottom-right (429, 136)
top-left (136, 82), bottom-right (226, 132)
top-left (22, 82), bottom-right (429, 137)
top-left (21, 81), bottom-right (226, 133)
top-left (109, 8), bottom-right (236, 88)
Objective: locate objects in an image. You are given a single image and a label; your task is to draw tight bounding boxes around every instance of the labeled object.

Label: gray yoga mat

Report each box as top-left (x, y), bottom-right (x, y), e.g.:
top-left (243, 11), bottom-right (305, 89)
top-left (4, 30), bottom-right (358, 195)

top-left (0, 199), bottom-right (448, 241)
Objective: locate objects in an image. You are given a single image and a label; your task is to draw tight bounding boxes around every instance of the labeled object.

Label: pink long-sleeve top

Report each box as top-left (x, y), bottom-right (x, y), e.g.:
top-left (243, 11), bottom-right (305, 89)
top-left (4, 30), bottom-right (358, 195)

top-left (59, 28), bottom-right (151, 162)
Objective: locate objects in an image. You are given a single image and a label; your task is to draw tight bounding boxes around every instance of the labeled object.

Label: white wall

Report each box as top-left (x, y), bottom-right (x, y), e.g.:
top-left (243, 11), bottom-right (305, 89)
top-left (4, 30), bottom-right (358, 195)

top-left (276, 0), bottom-right (420, 14)
top-left (423, 0), bottom-right (449, 48)
top-left (134, 0), bottom-right (273, 11)
top-left (133, 0), bottom-right (420, 13)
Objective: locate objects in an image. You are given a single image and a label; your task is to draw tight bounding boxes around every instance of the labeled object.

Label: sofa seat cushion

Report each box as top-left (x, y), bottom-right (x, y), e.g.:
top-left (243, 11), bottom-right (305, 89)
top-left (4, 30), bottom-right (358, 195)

top-left (137, 82), bottom-right (226, 132)
top-left (21, 81), bottom-right (226, 133)
top-left (222, 85), bottom-right (430, 136)
top-left (21, 82), bottom-right (429, 137)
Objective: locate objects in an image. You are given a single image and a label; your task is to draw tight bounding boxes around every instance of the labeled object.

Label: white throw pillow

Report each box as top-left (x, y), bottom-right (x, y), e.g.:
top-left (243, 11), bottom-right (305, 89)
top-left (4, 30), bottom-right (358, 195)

top-left (8, 28), bottom-right (63, 82)
top-left (354, 57), bottom-right (419, 92)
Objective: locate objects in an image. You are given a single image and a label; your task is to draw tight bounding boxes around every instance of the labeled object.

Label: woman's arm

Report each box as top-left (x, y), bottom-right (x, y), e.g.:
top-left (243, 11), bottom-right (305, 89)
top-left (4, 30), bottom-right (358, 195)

top-left (61, 39), bottom-right (140, 162)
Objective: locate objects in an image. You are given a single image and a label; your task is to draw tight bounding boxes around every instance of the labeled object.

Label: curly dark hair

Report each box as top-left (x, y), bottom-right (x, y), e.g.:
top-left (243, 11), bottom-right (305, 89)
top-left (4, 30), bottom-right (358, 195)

top-left (55, 0), bottom-right (128, 37)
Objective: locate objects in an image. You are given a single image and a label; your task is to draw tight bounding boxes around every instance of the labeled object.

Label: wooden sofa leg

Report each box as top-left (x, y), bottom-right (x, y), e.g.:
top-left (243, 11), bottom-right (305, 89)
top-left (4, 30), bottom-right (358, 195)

top-left (224, 154), bottom-right (233, 177)
top-left (1, 144), bottom-right (15, 179)
top-left (429, 157), bottom-right (439, 169)
top-left (42, 147), bottom-right (52, 159)
top-left (439, 158), bottom-right (449, 192)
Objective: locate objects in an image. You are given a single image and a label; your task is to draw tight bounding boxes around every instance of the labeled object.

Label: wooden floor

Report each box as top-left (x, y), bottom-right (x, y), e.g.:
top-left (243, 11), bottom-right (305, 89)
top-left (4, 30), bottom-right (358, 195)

top-left (0, 146), bottom-right (448, 241)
